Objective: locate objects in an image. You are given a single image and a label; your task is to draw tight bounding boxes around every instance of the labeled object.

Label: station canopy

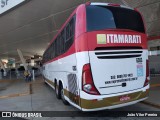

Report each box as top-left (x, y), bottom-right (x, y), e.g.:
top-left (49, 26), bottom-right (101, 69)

top-left (0, 0), bottom-right (160, 61)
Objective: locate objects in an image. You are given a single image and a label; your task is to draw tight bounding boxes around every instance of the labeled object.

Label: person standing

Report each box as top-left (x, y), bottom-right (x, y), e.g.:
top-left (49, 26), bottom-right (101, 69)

top-left (24, 70), bottom-right (31, 82)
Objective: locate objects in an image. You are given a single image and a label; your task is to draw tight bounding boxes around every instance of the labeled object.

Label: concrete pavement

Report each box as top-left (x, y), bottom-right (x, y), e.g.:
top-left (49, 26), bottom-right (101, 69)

top-left (0, 76), bottom-right (159, 120)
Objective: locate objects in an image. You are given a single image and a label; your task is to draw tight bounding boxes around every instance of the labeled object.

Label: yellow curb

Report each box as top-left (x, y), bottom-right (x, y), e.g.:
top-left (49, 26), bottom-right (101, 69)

top-left (0, 92), bottom-right (30, 99)
top-left (141, 101), bottom-right (160, 109)
top-left (0, 80), bottom-right (21, 83)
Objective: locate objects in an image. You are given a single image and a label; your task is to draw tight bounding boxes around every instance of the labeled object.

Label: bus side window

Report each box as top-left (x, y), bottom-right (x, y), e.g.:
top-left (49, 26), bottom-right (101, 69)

top-left (55, 38), bottom-right (58, 57)
top-left (65, 16), bottom-right (75, 52)
top-left (50, 42), bottom-right (55, 59)
top-left (57, 35), bottom-right (61, 56)
top-left (46, 49), bottom-right (49, 62)
top-left (61, 29), bottom-right (65, 54)
top-left (49, 46), bottom-right (52, 60)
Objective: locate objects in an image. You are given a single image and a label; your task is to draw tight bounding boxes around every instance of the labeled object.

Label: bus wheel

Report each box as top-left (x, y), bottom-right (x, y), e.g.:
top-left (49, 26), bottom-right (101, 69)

top-left (60, 85), bottom-right (69, 105)
top-left (55, 84), bottom-right (61, 99)
top-left (44, 81), bottom-right (47, 85)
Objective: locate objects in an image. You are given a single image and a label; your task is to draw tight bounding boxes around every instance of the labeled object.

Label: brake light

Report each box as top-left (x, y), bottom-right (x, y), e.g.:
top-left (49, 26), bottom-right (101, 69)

top-left (82, 64), bottom-right (100, 95)
top-left (144, 60), bottom-right (149, 87)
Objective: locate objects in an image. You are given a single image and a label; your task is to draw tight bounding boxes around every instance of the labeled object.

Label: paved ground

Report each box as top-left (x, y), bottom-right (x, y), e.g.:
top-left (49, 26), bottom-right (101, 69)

top-left (150, 75), bottom-right (160, 85)
top-left (0, 77), bottom-right (159, 120)
top-left (0, 80), bottom-right (28, 97)
top-left (147, 87), bottom-right (160, 105)
top-left (145, 76), bottom-right (160, 105)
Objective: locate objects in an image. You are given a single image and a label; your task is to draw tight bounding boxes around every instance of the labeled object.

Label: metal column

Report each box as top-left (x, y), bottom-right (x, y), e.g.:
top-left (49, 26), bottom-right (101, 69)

top-left (0, 59), bottom-right (7, 77)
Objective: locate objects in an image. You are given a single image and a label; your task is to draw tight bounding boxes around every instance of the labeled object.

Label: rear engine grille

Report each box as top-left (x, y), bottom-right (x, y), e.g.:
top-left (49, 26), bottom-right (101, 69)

top-left (95, 50), bottom-right (143, 59)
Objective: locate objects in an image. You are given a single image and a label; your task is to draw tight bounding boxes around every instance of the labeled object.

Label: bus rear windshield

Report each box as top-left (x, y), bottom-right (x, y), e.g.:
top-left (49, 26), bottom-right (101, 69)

top-left (86, 5), bottom-right (145, 33)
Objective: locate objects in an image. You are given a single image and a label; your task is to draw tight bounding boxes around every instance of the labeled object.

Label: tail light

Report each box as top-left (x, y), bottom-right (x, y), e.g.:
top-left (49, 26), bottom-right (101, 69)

top-left (144, 60), bottom-right (149, 87)
top-left (82, 64), bottom-right (100, 95)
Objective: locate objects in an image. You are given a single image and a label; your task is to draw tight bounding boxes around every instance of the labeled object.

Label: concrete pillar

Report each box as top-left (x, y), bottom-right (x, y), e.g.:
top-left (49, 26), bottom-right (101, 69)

top-left (3, 71), bottom-right (7, 77)
top-left (31, 60), bottom-right (35, 66)
top-left (32, 70), bottom-right (35, 81)
top-left (0, 71), bottom-right (2, 79)
top-left (0, 59), bottom-right (7, 77)
top-left (12, 63), bottom-right (16, 68)
top-left (16, 69), bottom-right (20, 79)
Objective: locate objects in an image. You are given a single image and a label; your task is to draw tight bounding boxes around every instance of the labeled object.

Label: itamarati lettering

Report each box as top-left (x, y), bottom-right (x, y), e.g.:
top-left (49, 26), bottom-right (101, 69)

top-left (106, 34), bottom-right (141, 44)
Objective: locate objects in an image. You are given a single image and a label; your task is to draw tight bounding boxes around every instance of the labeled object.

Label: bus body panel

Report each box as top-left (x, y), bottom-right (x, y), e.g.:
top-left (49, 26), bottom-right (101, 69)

top-left (86, 31), bottom-right (148, 95)
top-left (75, 4), bottom-right (87, 38)
top-left (89, 50), bottom-right (147, 95)
top-left (87, 31), bottom-right (147, 50)
top-left (74, 44), bottom-right (149, 110)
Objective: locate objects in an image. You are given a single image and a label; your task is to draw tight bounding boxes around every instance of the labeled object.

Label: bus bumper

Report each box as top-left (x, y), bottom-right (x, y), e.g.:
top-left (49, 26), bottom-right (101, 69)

top-left (80, 88), bottom-right (149, 111)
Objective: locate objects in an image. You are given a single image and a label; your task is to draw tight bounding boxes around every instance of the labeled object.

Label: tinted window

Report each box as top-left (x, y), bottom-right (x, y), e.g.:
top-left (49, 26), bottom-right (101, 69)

top-left (42, 15), bottom-right (75, 63)
top-left (86, 5), bottom-right (145, 33)
top-left (60, 30), bottom-right (65, 53)
top-left (65, 16), bottom-right (75, 51)
top-left (51, 42), bottom-right (55, 59)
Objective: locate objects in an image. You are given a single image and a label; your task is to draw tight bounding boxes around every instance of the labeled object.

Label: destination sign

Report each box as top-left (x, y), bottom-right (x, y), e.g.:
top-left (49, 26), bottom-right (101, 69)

top-left (0, 0), bottom-right (26, 14)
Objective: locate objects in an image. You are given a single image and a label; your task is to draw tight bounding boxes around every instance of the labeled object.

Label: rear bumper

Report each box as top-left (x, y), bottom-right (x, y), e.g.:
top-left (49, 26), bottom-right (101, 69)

top-left (80, 87), bottom-right (149, 111)
top-left (81, 97), bottom-right (148, 111)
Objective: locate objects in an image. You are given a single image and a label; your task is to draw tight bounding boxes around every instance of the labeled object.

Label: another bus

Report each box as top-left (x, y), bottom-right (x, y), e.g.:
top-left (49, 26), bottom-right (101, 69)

top-left (42, 2), bottom-right (149, 111)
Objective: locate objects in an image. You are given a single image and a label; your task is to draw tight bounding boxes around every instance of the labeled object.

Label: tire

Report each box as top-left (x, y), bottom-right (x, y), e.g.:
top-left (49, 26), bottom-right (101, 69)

top-left (44, 81), bottom-right (47, 85)
top-left (55, 84), bottom-right (61, 99)
top-left (60, 85), bottom-right (69, 105)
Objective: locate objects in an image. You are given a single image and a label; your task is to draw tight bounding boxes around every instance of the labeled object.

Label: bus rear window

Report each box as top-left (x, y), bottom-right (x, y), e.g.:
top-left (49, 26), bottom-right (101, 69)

top-left (86, 5), bottom-right (145, 33)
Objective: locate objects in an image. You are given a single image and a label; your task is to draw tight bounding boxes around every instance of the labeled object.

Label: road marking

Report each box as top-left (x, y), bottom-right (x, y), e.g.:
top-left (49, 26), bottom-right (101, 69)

top-left (141, 101), bottom-right (160, 109)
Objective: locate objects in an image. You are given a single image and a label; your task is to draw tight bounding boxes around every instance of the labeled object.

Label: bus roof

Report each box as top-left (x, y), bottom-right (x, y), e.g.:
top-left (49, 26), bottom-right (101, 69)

top-left (89, 2), bottom-right (133, 10)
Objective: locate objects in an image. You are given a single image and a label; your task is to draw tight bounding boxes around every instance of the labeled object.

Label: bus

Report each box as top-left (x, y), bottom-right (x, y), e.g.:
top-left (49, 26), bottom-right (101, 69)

top-left (42, 2), bottom-right (149, 111)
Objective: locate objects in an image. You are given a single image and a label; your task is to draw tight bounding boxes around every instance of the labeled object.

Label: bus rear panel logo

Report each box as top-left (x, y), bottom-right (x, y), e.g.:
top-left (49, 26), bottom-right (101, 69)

top-left (97, 34), bottom-right (142, 44)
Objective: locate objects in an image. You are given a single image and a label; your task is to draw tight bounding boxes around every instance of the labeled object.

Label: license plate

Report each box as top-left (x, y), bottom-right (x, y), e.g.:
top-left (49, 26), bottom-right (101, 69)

top-left (119, 95), bottom-right (130, 102)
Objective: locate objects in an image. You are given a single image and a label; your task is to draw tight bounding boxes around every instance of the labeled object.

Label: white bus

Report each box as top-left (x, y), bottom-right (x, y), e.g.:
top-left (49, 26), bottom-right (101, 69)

top-left (42, 2), bottom-right (149, 111)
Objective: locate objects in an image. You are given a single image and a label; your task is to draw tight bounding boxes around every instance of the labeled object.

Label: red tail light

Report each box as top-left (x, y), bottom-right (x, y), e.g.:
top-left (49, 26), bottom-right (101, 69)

top-left (144, 60), bottom-right (149, 87)
top-left (82, 64), bottom-right (100, 95)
